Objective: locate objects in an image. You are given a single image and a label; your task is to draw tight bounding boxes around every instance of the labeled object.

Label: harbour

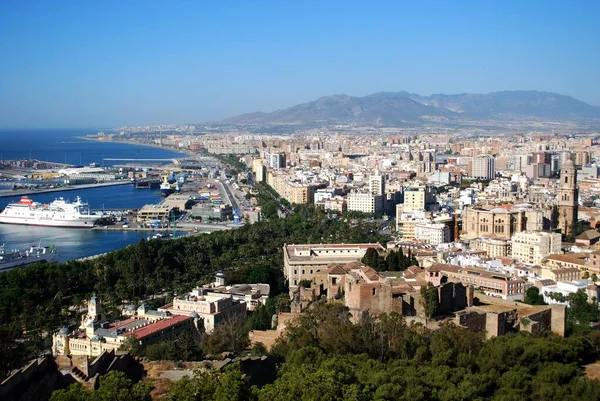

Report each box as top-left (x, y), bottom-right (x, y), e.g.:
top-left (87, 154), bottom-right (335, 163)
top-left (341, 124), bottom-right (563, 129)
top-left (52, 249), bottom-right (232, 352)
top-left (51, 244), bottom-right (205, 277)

top-left (0, 129), bottom-right (205, 262)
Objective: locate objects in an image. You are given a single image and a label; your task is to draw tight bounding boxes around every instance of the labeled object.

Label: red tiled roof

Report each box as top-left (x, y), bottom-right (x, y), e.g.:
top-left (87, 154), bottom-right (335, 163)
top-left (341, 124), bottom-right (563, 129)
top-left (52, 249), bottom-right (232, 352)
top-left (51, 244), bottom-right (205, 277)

top-left (327, 263), bottom-right (349, 275)
top-left (546, 253), bottom-right (587, 265)
top-left (361, 266), bottom-right (381, 281)
top-left (128, 315), bottom-right (192, 340)
top-left (427, 263), bottom-right (460, 273)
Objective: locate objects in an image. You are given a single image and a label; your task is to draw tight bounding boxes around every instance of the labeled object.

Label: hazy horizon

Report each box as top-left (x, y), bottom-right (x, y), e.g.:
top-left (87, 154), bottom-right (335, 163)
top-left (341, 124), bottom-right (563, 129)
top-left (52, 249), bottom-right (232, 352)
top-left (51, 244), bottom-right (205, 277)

top-left (1, 0), bottom-right (599, 129)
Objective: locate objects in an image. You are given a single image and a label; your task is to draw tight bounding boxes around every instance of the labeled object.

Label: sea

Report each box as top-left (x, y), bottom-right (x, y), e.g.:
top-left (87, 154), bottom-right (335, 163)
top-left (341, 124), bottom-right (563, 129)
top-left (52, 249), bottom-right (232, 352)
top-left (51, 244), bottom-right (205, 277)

top-left (0, 129), bottom-right (189, 262)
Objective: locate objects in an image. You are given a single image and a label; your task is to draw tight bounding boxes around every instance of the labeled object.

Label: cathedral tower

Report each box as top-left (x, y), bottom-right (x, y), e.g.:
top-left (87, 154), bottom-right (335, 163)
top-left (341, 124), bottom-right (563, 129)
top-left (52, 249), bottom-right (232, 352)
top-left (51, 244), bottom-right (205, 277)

top-left (558, 156), bottom-right (578, 237)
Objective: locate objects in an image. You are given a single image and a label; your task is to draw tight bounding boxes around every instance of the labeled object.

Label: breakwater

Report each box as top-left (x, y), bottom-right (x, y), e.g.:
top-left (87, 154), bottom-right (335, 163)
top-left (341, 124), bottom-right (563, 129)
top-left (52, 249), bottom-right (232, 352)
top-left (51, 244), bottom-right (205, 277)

top-left (0, 181), bottom-right (133, 198)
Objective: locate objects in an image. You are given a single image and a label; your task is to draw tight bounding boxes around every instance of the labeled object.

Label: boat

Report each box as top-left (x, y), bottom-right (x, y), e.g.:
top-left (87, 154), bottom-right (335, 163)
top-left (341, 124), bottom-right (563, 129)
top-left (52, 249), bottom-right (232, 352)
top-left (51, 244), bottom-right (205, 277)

top-left (160, 173), bottom-right (181, 197)
top-left (0, 242), bottom-right (58, 272)
top-left (0, 196), bottom-right (101, 228)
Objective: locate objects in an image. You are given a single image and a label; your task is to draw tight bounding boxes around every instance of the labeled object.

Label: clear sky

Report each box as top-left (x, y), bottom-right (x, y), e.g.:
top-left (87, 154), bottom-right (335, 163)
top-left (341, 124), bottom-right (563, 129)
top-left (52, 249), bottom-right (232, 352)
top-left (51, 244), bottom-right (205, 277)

top-left (1, 0), bottom-right (599, 128)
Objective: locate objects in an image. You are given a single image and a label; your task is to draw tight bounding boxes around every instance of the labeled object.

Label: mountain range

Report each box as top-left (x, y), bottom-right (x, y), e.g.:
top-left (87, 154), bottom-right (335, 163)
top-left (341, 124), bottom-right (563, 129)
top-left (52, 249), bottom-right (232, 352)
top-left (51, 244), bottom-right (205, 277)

top-left (222, 90), bottom-right (600, 126)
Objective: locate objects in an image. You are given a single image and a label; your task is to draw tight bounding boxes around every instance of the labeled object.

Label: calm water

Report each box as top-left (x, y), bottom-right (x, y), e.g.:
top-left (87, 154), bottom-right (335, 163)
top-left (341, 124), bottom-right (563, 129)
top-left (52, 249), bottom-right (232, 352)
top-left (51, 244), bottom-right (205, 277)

top-left (0, 128), bottom-right (186, 167)
top-left (0, 129), bottom-right (189, 262)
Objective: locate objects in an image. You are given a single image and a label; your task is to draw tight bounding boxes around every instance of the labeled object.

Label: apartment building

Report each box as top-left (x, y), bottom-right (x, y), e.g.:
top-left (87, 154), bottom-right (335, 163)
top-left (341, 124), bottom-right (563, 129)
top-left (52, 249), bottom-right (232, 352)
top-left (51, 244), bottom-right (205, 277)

top-left (540, 268), bottom-right (582, 282)
top-left (470, 237), bottom-right (511, 258)
top-left (288, 183), bottom-right (316, 204)
top-left (472, 154), bottom-right (495, 179)
top-left (368, 170), bottom-right (385, 196)
top-left (402, 186), bottom-right (428, 212)
top-left (511, 231), bottom-right (562, 265)
top-left (545, 253), bottom-right (588, 270)
top-left (315, 196), bottom-right (347, 213)
top-left (267, 152), bottom-right (286, 170)
top-left (252, 159), bottom-right (266, 182)
top-left (414, 222), bottom-right (451, 246)
top-left (347, 192), bottom-right (384, 214)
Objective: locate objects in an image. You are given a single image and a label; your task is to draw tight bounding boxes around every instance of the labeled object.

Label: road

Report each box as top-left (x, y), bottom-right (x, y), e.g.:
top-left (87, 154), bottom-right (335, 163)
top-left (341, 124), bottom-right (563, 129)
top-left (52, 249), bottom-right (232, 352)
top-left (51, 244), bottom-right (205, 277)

top-left (215, 180), bottom-right (237, 210)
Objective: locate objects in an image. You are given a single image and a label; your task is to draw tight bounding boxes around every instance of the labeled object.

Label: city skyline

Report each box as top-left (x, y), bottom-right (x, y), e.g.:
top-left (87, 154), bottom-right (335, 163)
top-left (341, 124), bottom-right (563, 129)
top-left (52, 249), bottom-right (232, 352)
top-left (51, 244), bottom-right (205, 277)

top-left (1, 0), bottom-right (599, 128)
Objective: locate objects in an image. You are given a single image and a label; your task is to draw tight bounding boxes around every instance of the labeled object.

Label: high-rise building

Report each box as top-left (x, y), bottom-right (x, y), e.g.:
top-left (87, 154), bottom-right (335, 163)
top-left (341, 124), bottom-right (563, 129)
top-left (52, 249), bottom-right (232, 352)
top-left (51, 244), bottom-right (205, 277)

top-left (267, 153), bottom-right (286, 170)
top-left (472, 154), bottom-right (495, 179)
top-left (369, 169), bottom-right (385, 196)
top-left (402, 186), bottom-right (427, 212)
top-left (558, 155), bottom-right (578, 236)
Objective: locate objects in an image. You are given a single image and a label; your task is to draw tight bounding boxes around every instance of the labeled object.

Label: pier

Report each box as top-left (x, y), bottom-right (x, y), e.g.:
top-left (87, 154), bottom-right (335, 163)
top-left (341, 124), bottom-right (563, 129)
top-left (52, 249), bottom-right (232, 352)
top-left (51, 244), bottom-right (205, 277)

top-left (0, 181), bottom-right (133, 198)
top-left (103, 158), bottom-right (179, 164)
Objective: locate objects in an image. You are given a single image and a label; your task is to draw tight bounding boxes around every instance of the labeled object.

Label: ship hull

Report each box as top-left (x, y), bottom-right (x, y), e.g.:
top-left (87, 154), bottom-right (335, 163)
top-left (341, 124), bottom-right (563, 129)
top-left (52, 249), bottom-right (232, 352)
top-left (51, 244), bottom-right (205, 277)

top-left (0, 216), bottom-right (98, 228)
top-left (0, 256), bottom-right (58, 272)
top-left (0, 195), bottom-right (100, 229)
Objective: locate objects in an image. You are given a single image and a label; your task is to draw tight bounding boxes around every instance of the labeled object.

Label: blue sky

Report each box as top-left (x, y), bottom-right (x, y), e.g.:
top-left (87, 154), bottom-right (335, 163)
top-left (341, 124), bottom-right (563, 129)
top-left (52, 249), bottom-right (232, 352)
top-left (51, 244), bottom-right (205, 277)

top-left (0, 0), bottom-right (599, 128)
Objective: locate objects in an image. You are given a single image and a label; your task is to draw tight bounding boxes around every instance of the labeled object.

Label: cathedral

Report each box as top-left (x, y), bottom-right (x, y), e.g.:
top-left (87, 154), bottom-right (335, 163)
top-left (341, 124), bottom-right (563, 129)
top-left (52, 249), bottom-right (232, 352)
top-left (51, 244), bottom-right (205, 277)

top-left (557, 155), bottom-right (578, 237)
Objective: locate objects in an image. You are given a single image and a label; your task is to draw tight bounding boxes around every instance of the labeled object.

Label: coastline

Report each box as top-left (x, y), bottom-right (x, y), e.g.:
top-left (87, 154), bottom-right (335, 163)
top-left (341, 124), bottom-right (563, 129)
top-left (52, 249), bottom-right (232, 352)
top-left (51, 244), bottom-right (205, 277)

top-left (77, 136), bottom-right (197, 158)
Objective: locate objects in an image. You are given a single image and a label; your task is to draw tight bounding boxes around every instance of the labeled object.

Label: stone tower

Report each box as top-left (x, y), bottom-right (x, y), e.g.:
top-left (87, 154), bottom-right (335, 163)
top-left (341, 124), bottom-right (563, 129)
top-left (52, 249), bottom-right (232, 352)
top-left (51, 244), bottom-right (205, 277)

top-left (80, 294), bottom-right (105, 331)
top-left (558, 156), bottom-right (578, 237)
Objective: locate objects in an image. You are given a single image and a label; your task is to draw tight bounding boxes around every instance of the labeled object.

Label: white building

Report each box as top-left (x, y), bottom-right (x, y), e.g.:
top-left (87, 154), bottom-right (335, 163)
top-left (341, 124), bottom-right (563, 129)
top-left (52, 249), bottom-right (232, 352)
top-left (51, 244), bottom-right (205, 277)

top-left (159, 287), bottom-right (247, 333)
top-left (347, 192), bottom-right (384, 214)
top-left (267, 153), bottom-right (286, 170)
top-left (541, 280), bottom-right (598, 305)
top-left (402, 186), bottom-right (428, 212)
top-left (511, 231), bottom-right (562, 265)
top-left (414, 222), bottom-right (450, 246)
top-left (314, 188), bottom-right (335, 203)
top-left (472, 154), bottom-right (495, 180)
top-left (427, 171), bottom-right (451, 186)
top-left (368, 170), bottom-right (385, 196)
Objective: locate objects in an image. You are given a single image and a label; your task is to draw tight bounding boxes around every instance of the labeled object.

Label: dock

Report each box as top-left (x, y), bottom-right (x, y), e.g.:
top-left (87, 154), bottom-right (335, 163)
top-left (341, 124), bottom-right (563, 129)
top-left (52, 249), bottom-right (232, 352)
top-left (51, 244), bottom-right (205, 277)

top-left (0, 181), bottom-right (133, 198)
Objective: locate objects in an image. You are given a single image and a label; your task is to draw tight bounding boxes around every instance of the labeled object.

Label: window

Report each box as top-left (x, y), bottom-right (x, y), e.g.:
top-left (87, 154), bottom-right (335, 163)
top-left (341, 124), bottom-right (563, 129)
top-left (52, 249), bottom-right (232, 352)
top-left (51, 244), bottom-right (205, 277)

top-left (332, 277), bottom-right (337, 285)
top-left (372, 288), bottom-right (376, 296)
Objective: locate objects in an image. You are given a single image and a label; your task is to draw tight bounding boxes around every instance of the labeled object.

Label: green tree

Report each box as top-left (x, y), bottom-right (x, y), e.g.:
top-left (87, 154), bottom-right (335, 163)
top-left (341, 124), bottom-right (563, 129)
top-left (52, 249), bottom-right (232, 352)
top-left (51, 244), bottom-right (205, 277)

top-left (523, 287), bottom-right (547, 305)
top-left (250, 303), bottom-right (273, 330)
top-left (94, 371), bottom-right (152, 401)
top-left (551, 205), bottom-right (560, 230)
top-left (420, 283), bottom-right (438, 319)
top-left (214, 363), bottom-right (249, 401)
top-left (567, 289), bottom-right (600, 332)
top-left (51, 371), bottom-right (152, 401)
top-left (49, 383), bottom-right (89, 401)
top-left (274, 293), bottom-right (291, 314)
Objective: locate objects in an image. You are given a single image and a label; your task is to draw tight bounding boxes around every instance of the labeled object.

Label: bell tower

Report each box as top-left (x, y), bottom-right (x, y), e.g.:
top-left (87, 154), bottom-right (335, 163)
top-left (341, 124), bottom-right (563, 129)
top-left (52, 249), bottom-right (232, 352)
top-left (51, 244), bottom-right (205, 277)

top-left (557, 155), bottom-right (578, 237)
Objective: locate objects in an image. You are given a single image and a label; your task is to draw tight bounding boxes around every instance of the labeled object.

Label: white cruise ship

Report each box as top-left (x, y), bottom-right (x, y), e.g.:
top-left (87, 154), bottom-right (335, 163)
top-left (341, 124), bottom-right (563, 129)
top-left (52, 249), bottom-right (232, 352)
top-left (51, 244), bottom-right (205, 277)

top-left (0, 196), bottom-right (101, 228)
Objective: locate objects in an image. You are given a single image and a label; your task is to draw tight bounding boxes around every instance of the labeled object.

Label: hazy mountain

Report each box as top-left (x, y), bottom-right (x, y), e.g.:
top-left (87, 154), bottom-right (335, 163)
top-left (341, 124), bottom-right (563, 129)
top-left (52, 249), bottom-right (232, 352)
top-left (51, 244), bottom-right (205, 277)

top-left (409, 90), bottom-right (600, 119)
top-left (223, 90), bottom-right (600, 126)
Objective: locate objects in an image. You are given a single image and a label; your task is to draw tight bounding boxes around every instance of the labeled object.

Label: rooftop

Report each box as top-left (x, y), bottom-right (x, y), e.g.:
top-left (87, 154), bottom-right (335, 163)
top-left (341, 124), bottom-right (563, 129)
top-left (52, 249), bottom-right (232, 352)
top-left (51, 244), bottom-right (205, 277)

top-left (128, 315), bottom-right (192, 340)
